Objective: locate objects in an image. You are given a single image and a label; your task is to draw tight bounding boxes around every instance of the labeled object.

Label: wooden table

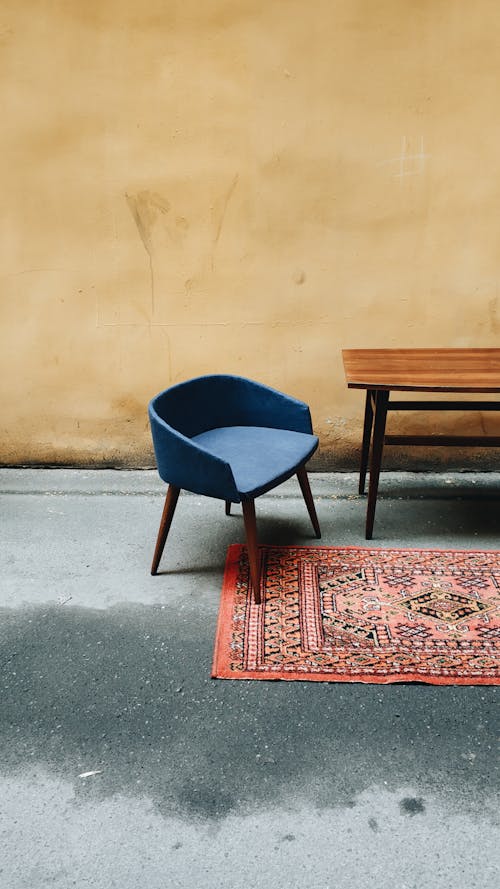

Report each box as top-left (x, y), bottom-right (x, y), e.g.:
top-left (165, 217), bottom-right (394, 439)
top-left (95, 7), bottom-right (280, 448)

top-left (342, 348), bottom-right (500, 538)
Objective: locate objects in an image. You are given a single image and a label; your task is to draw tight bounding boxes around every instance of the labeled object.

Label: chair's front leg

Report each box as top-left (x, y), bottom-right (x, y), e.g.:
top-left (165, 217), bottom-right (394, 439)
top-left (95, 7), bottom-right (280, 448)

top-left (241, 499), bottom-right (262, 605)
top-left (151, 484), bottom-right (181, 575)
top-left (296, 466), bottom-right (321, 538)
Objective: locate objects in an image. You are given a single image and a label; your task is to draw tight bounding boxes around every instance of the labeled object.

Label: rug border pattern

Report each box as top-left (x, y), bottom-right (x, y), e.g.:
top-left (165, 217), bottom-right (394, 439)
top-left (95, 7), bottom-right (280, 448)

top-left (212, 544), bottom-right (500, 685)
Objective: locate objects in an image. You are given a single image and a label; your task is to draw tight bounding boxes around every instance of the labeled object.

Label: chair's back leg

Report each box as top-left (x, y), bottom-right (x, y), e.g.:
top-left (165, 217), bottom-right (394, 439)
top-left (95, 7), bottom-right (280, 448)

top-left (241, 499), bottom-right (262, 605)
top-left (296, 465), bottom-right (321, 538)
top-left (225, 500), bottom-right (231, 516)
top-left (151, 484), bottom-right (181, 575)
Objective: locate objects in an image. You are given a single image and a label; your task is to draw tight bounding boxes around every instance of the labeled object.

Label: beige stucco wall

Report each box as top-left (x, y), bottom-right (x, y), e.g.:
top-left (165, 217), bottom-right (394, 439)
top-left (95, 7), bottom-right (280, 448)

top-left (1, 0), bottom-right (499, 469)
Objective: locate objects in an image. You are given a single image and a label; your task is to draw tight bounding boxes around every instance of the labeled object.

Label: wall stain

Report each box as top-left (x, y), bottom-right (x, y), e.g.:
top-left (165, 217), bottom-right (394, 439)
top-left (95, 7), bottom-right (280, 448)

top-left (211, 173), bottom-right (239, 271)
top-left (111, 395), bottom-right (146, 424)
top-left (488, 296), bottom-right (499, 334)
top-left (0, 25), bottom-right (14, 44)
top-left (126, 191), bottom-right (171, 318)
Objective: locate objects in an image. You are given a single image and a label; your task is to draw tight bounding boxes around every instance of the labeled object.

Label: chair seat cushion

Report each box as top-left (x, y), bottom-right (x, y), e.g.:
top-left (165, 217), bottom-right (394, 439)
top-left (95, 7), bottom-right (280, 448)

top-left (192, 426), bottom-right (318, 499)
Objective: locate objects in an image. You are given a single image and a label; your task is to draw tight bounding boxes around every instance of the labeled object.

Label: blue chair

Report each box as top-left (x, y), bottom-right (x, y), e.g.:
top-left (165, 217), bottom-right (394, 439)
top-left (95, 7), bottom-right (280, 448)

top-left (148, 374), bottom-right (321, 603)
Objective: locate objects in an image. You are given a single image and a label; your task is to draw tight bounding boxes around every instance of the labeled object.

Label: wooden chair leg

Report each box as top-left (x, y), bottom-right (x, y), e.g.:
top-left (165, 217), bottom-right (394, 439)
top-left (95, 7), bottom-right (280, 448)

top-left (151, 484), bottom-right (180, 575)
top-left (296, 465), bottom-right (321, 538)
top-left (241, 499), bottom-right (262, 605)
top-left (225, 500), bottom-right (231, 516)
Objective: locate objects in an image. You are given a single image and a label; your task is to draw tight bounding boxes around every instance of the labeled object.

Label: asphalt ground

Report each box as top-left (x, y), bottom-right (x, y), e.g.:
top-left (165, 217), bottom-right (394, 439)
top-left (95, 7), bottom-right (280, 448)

top-left (1, 469), bottom-right (499, 889)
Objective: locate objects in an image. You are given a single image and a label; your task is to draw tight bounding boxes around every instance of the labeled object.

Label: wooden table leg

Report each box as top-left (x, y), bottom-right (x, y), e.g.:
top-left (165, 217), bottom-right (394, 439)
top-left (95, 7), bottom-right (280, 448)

top-left (359, 388), bottom-right (375, 494)
top-left (365, 390), bottom-right (389, 540)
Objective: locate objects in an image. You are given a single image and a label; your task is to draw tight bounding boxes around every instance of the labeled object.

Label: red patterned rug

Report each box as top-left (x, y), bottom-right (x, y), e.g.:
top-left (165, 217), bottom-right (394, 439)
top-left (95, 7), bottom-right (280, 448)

top-left (212, 545), bottom-right (500, 684)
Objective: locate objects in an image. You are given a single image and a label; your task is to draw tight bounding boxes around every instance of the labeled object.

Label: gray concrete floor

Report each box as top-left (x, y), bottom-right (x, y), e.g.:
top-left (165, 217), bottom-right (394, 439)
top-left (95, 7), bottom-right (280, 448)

top-left (1, 468), bottom-right (499, 889)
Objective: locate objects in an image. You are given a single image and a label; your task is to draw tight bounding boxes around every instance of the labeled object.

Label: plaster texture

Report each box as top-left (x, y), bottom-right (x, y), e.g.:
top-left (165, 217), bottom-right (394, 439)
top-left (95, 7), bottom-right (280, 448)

top-left (0, 469), bottom-right (499, 888)
top-left (1, 1), bottom-right (500, 467)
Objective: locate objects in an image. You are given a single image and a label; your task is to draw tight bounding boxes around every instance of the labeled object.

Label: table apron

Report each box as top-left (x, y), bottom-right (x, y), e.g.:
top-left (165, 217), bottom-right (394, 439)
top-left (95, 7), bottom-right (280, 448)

top-left (383, 398), bottom-right (500, 446)
top-left (388, 400), bottom-right (500, 411)
top-left (384, 435), bottom-right (500, 447)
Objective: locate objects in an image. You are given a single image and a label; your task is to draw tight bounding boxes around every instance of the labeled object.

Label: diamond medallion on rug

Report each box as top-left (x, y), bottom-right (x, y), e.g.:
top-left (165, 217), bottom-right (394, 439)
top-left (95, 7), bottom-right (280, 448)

top-left (212, 545), bottom-right (500, 684)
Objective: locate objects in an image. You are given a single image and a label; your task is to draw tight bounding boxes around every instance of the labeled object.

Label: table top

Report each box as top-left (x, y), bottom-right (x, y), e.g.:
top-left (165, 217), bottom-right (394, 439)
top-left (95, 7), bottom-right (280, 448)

top-left (342, 348), bottom-right (500, 392)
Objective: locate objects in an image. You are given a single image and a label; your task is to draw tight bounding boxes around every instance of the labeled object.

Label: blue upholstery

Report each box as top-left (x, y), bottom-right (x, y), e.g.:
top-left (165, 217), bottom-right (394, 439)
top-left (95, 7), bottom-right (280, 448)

top-left (149, 375), bottom-right (319, 502)
top-left (193, 426), bottom-right (318, 499)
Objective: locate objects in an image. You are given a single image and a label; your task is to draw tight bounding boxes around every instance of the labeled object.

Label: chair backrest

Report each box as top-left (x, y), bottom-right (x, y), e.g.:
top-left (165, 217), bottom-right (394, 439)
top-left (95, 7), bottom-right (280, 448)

top-left (150, 374), bottom-right (313, 438)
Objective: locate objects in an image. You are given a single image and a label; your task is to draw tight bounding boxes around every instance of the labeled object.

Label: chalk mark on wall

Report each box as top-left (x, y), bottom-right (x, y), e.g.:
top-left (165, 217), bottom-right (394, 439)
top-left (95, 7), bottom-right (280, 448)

top-left (1, 268), bottom-right (79, 278)
top-left (380, 136), bottom-right (430, 180)
top-left (95, 318), bottom-right (329, 328)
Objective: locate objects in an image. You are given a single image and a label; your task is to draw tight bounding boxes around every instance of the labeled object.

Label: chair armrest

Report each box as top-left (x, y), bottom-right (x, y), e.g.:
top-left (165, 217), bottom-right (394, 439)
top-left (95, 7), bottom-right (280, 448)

top-left (149, 405), bottom-right (240, 501)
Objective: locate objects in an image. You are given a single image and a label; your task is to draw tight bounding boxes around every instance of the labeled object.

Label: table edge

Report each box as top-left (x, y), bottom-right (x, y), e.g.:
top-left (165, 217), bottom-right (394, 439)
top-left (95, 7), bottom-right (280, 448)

top-left (346, 382), bottom-right (500, 393)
